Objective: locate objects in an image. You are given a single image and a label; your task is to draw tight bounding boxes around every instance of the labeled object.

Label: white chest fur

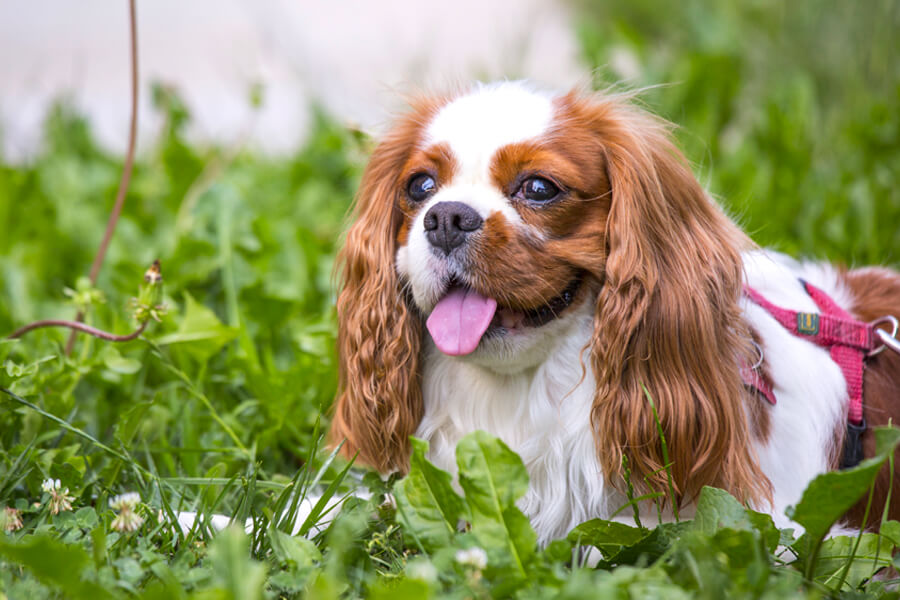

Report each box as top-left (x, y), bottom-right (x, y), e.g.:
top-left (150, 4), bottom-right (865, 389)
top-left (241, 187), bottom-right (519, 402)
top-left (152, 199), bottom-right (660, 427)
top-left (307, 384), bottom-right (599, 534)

top-left (415, 303), bottom-right (620, 544)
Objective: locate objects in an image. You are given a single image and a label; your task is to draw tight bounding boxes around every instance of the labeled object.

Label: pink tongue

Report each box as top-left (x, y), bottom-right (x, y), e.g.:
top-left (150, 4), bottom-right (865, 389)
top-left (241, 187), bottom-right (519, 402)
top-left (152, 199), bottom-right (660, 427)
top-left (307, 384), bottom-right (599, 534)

top-left (426, 286), bottom-right (498, 356)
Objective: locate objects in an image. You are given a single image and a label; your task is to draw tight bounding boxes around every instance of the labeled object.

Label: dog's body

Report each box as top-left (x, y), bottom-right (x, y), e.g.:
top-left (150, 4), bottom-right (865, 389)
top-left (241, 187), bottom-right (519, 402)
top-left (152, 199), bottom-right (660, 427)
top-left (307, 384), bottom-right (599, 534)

top-left (332, 82), bottom-right (900, 544)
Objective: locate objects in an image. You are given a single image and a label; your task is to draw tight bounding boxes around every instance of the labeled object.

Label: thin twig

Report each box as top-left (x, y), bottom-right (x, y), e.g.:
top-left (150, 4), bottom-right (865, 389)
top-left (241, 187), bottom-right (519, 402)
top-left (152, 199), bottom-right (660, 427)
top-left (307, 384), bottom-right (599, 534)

top-left (66, 0), bottom-right (139, 355)
top-left (10, 320), bottom-right (147, 342)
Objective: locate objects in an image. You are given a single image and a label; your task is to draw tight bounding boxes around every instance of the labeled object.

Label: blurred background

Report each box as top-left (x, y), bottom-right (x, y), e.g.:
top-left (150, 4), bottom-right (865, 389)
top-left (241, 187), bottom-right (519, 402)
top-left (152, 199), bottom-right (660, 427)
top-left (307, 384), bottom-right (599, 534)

top-left (0, 0), bottom-right (898, 529)
top-left (2, 0), bottom-right (897, 262)
top-left (0, 0), bottom-right (583, 159)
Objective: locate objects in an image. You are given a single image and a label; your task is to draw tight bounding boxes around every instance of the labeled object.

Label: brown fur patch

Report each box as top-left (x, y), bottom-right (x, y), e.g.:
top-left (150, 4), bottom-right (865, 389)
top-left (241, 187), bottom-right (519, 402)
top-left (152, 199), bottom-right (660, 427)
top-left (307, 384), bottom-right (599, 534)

top-left (487, 142), bottom-right (610, 244)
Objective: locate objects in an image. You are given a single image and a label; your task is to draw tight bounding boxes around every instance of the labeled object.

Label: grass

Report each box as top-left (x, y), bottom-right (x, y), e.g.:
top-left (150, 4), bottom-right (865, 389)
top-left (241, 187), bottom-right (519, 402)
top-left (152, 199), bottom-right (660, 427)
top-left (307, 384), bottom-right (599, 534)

top-left (1, 1), bottom-right (899, 597)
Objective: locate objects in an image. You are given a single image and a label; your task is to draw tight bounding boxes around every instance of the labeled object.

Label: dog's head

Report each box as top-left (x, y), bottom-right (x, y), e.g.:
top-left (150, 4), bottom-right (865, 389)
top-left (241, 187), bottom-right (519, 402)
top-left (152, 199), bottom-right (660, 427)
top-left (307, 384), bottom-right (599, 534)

top-left (332, 82), bottom-right (768, 506)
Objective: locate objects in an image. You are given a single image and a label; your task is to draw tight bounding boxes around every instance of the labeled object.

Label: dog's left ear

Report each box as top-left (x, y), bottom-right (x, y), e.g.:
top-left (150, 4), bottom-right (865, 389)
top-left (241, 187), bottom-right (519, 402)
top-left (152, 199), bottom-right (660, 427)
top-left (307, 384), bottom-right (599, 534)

top-left (330, 115), bottom-right (428, 474)
top-left (585, 98), bottom-right (771, 507)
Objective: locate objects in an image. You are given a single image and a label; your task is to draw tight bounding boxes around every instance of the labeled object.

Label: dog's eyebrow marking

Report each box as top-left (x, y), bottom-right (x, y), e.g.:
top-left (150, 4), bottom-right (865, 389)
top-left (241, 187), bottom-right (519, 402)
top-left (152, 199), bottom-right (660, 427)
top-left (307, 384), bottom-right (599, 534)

top-left (424, 81), bottom-right (553, 179)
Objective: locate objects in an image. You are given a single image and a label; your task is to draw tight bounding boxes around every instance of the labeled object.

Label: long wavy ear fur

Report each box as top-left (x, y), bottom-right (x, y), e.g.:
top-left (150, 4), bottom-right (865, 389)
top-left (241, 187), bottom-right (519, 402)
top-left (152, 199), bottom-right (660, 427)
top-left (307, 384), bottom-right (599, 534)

top-left (330, 109), bottom-right (434, 473)
top-left (586, 97), bottom-right (771, 507)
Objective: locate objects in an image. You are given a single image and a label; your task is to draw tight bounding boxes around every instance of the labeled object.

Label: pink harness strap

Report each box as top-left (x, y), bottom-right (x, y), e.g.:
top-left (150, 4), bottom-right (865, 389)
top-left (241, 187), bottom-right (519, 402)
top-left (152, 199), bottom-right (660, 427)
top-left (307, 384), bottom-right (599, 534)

top-left (743, 281), bottom-right (878, 425)
top-left (739, 364), bottom-right (776, 405)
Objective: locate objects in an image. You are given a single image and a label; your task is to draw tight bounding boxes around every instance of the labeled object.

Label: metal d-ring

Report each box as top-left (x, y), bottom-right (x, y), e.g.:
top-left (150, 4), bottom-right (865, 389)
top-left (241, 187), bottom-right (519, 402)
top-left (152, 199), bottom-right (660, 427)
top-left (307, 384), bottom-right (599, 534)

top-left (749, 340), bottom-right (764, 370)
top-left (868, 315), bottom-right (899, 357)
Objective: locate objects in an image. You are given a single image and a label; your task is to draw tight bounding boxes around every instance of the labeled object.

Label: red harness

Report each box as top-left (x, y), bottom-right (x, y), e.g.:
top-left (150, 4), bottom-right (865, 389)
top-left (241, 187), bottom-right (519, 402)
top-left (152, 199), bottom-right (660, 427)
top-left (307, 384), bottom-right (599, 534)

top-left (742, 281), bottom-right (895, 467)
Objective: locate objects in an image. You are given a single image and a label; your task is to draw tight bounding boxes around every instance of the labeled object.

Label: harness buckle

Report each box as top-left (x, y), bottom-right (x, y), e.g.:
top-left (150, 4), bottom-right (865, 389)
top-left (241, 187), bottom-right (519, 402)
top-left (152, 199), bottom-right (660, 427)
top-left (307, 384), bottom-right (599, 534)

top-left (868, 315), bottom-right (899, 357)
top-left (841, 416), bottom-right (867, 470)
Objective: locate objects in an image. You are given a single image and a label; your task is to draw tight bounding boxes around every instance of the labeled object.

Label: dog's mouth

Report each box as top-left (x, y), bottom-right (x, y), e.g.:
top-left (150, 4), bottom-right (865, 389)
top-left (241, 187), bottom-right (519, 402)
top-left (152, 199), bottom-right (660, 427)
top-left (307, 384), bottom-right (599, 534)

top-left (425, 274), bottom-right (584, 356)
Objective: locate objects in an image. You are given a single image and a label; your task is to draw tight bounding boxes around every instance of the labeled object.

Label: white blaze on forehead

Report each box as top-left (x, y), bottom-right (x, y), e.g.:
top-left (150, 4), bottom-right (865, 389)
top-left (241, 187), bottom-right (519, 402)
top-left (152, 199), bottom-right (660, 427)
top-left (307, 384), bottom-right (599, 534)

top-left (424, 82), bottom-right (554, 178)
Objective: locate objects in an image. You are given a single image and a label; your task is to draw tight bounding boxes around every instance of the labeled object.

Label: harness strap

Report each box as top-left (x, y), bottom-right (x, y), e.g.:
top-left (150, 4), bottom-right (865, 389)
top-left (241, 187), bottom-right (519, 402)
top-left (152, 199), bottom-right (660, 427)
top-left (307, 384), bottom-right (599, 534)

top-left (739, 279), bottom-right (900, 468)
top-left (739, 364), bottom-right (776, 405)
top-left (803, 281), bottom-right (866, 425)
top-left (742, 281), bottom-right (879, 426)
top-left (742, 284), bottom-right (875, 353)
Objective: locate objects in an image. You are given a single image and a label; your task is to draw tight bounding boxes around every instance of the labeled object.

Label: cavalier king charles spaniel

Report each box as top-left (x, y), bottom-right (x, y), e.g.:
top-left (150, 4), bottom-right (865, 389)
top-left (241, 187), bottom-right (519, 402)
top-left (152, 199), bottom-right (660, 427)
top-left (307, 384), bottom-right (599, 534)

top-left (331, 81), bottom-right (900, 544)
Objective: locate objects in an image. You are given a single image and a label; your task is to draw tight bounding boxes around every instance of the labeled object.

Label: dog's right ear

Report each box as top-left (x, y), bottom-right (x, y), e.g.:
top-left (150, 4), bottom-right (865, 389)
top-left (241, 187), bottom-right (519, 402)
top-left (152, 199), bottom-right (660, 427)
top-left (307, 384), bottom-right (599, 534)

top-left (581, 95), bottom-right (769, 507)
top-left (330, 111), bottom-right (432, 473)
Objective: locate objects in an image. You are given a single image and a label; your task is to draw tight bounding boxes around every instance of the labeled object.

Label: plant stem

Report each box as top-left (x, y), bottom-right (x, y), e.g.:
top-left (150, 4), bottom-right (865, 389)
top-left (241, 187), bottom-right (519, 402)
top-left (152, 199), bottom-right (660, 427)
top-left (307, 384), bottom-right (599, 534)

top-left (9, 320), bottom-right (147, 342)
top-left (66, 0), bottom-right (139, 355)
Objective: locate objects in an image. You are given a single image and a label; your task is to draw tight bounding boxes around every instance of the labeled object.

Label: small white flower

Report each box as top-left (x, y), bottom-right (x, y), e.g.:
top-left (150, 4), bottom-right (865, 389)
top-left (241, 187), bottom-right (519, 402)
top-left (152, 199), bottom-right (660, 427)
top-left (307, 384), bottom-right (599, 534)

top-left (110, 491), bottom-right (143, 533)
top-left (111, 510), bottom-right (144, 533)
top-left (2, 507), bottom-right (23, 532)
top-left (41, 478), bottom-right (75, 515)
top-left (455, 547), bottom-right (488, 570)
top-left (109, 492), bottom-right (141, 511)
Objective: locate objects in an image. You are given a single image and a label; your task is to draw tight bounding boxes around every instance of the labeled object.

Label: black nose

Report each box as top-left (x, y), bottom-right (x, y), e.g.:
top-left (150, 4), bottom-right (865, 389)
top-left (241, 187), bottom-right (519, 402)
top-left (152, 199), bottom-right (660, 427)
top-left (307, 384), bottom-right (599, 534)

top-left (423, 201), bottom-right (483, 255)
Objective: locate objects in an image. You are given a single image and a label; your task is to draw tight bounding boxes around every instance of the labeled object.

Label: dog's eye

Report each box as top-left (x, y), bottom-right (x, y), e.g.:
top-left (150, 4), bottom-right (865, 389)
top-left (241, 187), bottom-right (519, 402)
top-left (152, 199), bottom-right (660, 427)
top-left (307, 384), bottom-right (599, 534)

top-left (407, 174), bottom-right (437, 202)
top-left (518, 176), bottom-right (560, 203)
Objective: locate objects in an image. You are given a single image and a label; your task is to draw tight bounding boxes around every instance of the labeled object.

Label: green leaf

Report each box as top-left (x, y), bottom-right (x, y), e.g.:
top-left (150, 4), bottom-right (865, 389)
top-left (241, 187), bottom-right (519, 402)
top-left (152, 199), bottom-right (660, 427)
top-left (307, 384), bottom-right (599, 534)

top-left (568, 519), bottom-right (647, 557)
top-left (692, 487), bottom-right (754, 534)
top-left (91, 523), bottom-right (107, 568)
top-left (663, 528), bottom-right (760, 593)
top-left (455, 431), bottom-right (536, 579)
top-left (745, 510), bottom-right (782, 554)
top-left (394, 437), bottom-right (467, 550)
top-left (788, 427), bottom-right (900, 546)
top-left (879, 519), bottom-right (900, 546)
top-left (808, 533), bottom-right (891, 590)
top-left (0, 534), bottom-right (118, 599)
top-left (543, 538), bottom-right (577, 563)
top-left (1, 354), bottom-right (55, 384)
top-left (102, 346), bottom-right (142, 375)
top-left (691, 486), bottom-right (780, 552)
top-left (599, 522), bottom-right (690, 567)
top-left (206, 526), bottom-right (267, 600)
top-left (75, 506), bottom-right (98, 529)
top-left (268, 527), bottom-right (322, 569)
top-left (369, 577), bottom-right (433, 600)
top-left (155, 293), bottom-right (236, 362)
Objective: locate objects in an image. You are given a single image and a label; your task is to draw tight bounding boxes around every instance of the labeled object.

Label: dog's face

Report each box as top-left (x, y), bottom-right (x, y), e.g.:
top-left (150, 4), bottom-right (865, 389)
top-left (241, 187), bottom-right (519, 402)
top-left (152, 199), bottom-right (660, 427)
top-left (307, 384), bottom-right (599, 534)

top-left (394, 84), bottom-right (611, 368)
top-left (333, 82), bottom-right (767, 509)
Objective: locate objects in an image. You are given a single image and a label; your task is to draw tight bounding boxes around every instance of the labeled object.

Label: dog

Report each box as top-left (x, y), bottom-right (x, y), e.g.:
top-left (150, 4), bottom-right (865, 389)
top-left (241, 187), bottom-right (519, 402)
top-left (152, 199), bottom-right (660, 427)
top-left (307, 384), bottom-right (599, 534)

top-left (330, 81), bottom-right (900, 544)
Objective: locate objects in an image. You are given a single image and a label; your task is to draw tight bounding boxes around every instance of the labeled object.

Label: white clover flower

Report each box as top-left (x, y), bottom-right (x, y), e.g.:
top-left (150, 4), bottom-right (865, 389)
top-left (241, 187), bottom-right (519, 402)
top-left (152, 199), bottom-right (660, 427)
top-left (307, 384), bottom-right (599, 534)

top-left (109, 492), bottom-right (141, 511)
top-left (41, 478), bottom-right (75, 515)
top-left (2, 507), bottom-right (23, 532)
top-left (455, 547), bottom-right (488, 570)
top-left (110, 492), bottom-right (144, 533)
top-left (111, 510), bottom-right (144, 533)
top-left (49, 493), bottom-right (74, 515)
